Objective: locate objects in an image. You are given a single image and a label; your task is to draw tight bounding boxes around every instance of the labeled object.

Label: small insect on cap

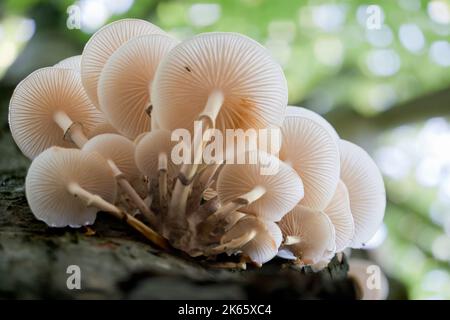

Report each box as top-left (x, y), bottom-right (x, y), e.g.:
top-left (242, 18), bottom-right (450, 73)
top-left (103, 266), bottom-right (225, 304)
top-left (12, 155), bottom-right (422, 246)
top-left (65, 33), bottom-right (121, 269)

top-left (81, 19), bottom-right (165, 108)
top-left (25, 147), bottom-right (117, 227)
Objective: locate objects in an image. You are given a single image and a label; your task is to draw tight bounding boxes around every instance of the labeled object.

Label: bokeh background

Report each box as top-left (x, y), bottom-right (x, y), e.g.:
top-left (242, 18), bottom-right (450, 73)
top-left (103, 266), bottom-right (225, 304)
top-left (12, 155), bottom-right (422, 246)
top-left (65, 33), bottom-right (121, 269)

top-left (0, 0), bottom-right (449, 299)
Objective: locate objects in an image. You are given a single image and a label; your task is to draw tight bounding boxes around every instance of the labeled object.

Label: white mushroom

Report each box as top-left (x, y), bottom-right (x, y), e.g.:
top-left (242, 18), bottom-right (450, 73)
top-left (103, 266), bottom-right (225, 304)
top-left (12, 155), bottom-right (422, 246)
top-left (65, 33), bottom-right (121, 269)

top-left (98, 34), bottom-right (178, 139)
top-left (135, 129), bottom-right (179, 207)
top-left (54, 55), bottom-right (82, 72)
top-left (278, 205), bottom-right (336, 265)
top-left (152, 32), bottom-right (288, 219)
top-left (8, 67), bottom-right (104, 159)
top-left (81, 19), bottom-right (165, 108)
top-left (214, 215), bottom-right (282, 266)
top-left (216, 150), bottom-right (304, 221)
top-left (324, 180), bottom-right (355, 252)
top-left (279, 106), bottom-right (340, 210)
top-left (25, 147), bottom-right (168, 249)
top-left (339, 139), bottom-right (386, 248)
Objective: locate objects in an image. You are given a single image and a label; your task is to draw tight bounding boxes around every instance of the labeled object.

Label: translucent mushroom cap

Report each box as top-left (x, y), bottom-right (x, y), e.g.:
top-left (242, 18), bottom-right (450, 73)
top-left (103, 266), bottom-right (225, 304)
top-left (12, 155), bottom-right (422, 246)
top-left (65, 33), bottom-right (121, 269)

top-left (279, 106), bottom-right (340, 210)
top-left (81, 19), bottom-right (165, 108)
top-left (339, 140), bottom-right (386, 248)
top-left (134, 129), bottom-right (178, 178)
top-left (88, 121), bottom-right (119, 138)
top-left (324, 180), bottom-right (355, 252)
top-left (98, 34), bottom-right (178, 139)
top-left (152, 32), bottom-right (288, 132)
top-left (279, 205), bottom-right (336, 265)
top-left (221, 215), bottom-right (282, 265)
top-left (25, 147), bottom-right (117, 227)
top-left (54, 55), bottom-right (82, 72)
top-left (82, 133), bottom-right (140, 181)
top-left (348, 258), bottom-right (389, 300)
top-left (9, 67), bottom-right (104, 159)
top-left (216, 151), bottom-right (304, 221)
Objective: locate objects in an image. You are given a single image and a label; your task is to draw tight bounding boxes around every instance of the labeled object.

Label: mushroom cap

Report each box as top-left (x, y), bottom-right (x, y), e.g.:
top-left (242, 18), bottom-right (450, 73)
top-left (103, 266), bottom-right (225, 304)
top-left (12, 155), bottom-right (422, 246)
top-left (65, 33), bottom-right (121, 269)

top-left (81, 19), bottom-right (165, 107)
top-left (9, 67), bottom-right (105, 159)
top-left (82, 133), bottom-right (140, 181)
top-left (279, 106), bottom-right (340, 210)
top-left (134, 129), bottom-right (179, 178)
top-left (216, 150), bottom-right (304, 221)
top-left (152, 32), bottom-right (288, 132)
top-left (25, 147), bottom-right (117, 227)
top-left (98, 34), bottom-right (178, 139)
top-left (286, 106), bottom-right (339, 144)
top-left (348, 258), bottom-right (389, 300)
top-left (279, 205), bottom-right (336, 265)
top-left (324, 180), bottom-right (355, 252)
top-left (339, 140), bottom-right (386, 248)
top-left (87, 120), bottom-right (119, 138)
top-left (221, 215), bottom-right (282, 265)
top-left (54, 55), bottom-right (82, 72)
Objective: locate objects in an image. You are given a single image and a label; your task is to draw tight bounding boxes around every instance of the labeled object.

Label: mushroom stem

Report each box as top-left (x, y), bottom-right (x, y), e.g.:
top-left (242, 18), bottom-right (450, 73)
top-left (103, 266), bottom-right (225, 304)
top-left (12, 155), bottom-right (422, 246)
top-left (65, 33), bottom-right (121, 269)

top-left (167, 90), bottom-right (224, 234)
top-left (158, 152), bottom-right (168, 207)
top-left (67, 182), bottom-right (169, 249)
top-left (210, 229), bottom-right (257, 254)
top-left (53, 111), bottom-right (88, 147)
top-left (210, 186), bottom-right (266, 222)
top-left (199, 186), bottom-right (266, 239)
top-left (107, 160), bottom-right (157, 227)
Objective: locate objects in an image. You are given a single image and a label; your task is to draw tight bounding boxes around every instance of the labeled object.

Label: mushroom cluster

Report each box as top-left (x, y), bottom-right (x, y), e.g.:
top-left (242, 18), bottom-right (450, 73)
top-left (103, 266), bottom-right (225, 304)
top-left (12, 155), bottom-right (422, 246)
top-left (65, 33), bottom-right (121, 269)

top-left (9, 19), bottom-right (386, 269)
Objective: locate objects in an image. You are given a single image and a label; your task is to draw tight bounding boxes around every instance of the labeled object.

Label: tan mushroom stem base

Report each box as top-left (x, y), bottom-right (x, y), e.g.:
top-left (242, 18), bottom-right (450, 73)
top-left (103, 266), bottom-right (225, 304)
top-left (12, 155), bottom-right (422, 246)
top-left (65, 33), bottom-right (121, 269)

top-left (53, 110), bottom-right (157, 226)
top-left (167, 90), bottom-right (224, 233)
top-left (67, 182), bottom-right (169, 250)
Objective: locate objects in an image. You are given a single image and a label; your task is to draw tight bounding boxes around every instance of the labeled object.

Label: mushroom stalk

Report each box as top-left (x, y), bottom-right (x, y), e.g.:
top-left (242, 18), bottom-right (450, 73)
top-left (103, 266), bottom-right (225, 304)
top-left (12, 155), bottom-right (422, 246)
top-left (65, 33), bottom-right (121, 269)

top-left (53, 110), bottom-right (156, 225)
top-left (199, 186), bottom-right (266, 239)
top-left (53, 111), bottom-right (88, 147)
top-left (168, 90), bottom-right (224, 227)
top-left (107, 160), bottom-right (157, 226)
top-left (210, 186), bottom-right (266, 221)
top-left (158, 152), bottom-right (168, 207)
top-left (67, 182), bottom-right (168, 249)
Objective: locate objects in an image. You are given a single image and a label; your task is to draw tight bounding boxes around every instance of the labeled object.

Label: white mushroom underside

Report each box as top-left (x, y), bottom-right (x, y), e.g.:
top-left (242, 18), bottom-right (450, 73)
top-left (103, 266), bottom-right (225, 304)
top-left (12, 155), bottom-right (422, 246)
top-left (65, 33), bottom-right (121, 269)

top-left (339, 140), bottom-right (386, 248)
top-left (25, 147), bottom-right (117, 227)
top-left (81, 19), bottom-right (165, 107)
top-left (280, 108), bottom-right (340, 211)
top-left (152, 32), bottom-right (288, 132)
